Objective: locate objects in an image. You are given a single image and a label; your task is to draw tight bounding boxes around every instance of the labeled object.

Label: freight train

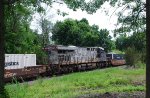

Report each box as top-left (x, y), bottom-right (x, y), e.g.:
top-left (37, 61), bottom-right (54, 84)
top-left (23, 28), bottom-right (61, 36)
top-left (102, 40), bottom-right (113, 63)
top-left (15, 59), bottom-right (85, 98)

top-left (4, 45), bottom-right (126, 82)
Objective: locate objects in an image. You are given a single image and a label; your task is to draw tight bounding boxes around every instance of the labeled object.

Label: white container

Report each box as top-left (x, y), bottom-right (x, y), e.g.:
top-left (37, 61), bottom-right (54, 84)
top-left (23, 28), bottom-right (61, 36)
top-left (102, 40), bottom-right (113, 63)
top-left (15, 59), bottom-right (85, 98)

top-left (5, 54), bottom-right (36, 69)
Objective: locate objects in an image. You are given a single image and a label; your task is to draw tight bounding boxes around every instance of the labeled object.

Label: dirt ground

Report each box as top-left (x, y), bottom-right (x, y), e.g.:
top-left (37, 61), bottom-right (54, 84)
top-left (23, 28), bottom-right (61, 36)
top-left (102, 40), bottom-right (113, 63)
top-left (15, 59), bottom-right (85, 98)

top-left (77, 91), bottom-right (145, 98)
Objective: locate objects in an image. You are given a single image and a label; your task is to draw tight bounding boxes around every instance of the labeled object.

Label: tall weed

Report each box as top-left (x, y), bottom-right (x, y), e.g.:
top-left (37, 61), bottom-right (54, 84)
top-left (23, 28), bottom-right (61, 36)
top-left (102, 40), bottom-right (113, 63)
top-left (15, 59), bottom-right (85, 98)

top-left (125, 47), bottom-right (145, 68)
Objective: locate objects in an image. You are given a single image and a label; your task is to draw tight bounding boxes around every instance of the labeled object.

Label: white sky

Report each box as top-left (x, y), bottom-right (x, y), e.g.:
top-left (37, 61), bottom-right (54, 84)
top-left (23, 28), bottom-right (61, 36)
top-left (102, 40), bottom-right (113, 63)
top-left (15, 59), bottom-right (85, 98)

top-left (30, 2), bottom-right (122, 37)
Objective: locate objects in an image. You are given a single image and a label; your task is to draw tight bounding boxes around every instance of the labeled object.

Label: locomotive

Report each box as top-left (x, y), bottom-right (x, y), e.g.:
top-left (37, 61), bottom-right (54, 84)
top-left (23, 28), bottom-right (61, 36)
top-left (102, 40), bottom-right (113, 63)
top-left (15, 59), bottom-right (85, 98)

top-left (4, 45), bottom-right (126, 82)
top-left (43, 45), bottom-right (126, 74)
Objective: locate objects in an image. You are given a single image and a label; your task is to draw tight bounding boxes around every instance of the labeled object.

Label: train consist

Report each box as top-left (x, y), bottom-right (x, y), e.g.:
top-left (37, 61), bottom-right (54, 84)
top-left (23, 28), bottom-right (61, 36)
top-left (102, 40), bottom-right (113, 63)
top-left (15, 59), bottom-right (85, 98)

top-left (4, 45), bottom-right (126, 82)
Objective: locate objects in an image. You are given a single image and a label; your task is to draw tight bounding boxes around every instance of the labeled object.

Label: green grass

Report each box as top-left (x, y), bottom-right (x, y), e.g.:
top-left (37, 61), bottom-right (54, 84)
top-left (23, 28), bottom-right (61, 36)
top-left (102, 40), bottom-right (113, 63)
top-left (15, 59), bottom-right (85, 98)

top-left (111, 50), bottom-right (125, 54)
top-left (5, 67), bottom-right (145, 98)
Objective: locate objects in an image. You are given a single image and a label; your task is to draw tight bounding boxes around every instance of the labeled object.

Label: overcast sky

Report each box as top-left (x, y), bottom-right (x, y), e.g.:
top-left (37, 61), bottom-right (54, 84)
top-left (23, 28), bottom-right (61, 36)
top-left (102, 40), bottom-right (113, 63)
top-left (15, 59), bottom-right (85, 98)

top-left (30, 2), bottom-right (121, 37)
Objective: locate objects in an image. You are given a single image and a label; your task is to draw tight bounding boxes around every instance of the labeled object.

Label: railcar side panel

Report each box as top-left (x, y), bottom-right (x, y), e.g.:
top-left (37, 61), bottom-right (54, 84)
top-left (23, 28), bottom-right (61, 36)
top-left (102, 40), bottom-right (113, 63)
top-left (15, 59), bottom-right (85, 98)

top-left (5, 54), bottom-right (36, 69)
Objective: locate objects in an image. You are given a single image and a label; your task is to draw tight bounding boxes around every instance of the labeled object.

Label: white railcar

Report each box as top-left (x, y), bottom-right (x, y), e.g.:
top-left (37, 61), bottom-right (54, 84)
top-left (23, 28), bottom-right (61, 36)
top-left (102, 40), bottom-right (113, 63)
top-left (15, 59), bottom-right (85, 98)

top-left (5, 54), bottom-right (36, 69)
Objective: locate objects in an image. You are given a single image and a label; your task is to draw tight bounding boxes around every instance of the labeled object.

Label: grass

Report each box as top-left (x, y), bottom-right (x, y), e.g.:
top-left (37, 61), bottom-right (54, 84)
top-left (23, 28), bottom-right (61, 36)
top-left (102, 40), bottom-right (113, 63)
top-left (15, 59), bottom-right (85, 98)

top-left (4, 66), bottom-right (145, 98)
top-left (111, 50), bottom-right (125, 54)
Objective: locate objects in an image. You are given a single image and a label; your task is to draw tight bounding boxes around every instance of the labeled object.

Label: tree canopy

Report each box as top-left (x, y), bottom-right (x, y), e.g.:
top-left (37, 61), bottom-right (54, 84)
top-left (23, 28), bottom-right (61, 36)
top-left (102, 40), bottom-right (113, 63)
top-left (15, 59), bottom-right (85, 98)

top-left (52, 18), bottom-right (115, 51)
top-left (116, 32), bottom-right (146, 51)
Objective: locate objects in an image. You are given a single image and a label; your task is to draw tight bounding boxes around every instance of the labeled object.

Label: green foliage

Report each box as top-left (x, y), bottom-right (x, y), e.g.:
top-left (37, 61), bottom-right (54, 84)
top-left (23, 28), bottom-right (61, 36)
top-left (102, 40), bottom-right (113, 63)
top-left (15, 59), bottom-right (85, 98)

top-left (63, 0), bottom-right (146, 40)
top-left (98, 29), bottom-right (116, 51)
top-left (4, 0), bottom-right (145, 64)
top-left (52, 18), bottom-right (115, 51)
top-left (116, 32), bottom-right (146, 67)
top-left (116, 32), bottom-right (146, 51)
top-left (52, 18), bottom-right (80, 45)
top-left (112, 50), bottom-right (124, 54)
top-left (39, 18), bottom-right (53, 47)
top-left (63, 0), bottom-right (146, 36)
top-left (125, 47), bottom-right (139, 67)
top-left (5, 67), bottom-right (145, 98)
top-left (136, 61), bottom-right (146, 68)
top-left (115, 35), bottom-right (128, 51)
top-left (113, 0), bottom-right (145, 35)
top-left (130, 32), bottom-right (146, 51)
top-left (3, 0), bottom-right (145, 60)
top-left (124, 47), bottom-right (145, 67)
top-left (4, 1), bottom-right (49, 64)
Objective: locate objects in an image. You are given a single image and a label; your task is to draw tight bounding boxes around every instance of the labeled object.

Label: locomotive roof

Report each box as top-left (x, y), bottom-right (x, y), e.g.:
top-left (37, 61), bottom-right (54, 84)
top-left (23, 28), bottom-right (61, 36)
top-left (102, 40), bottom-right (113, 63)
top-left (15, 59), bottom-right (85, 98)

top-left (44, 45), bottom-right (104, 50)
top-left (86, 47), bottom-right (104, 50)
top-left (57, 45), bottom-right (78, 50)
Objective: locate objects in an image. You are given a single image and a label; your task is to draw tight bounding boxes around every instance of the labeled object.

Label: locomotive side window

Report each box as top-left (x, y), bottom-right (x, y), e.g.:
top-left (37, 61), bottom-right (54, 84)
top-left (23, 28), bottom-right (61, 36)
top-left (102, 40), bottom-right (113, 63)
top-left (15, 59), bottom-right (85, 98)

top-left (58, 50), bottom-right (74, 54)
top-left (58, 50), bottom-right (66, 53)
top-left (87, 48), bottom-right (90, 51)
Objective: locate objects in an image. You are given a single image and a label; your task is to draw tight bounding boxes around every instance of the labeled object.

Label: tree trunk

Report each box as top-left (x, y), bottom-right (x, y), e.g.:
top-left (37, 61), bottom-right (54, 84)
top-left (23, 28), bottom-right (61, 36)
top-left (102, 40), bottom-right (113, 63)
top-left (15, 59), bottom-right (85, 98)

top-left (0, 0), bottom-right (5, 94)
top-left (146, 0), bottom-right (150, 97)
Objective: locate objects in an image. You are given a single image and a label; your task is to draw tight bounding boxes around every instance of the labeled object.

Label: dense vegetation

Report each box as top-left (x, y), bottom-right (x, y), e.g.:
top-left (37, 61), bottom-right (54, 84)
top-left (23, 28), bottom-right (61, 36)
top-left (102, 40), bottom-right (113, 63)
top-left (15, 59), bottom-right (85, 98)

top-left (116, 32), bottom-right (146, 67)
top-left (4, 67), bottom-right (145, 98)
top-left (52, 18), bottom-right (115, 51)
top-left (3, 0), bottom-right (145, 64)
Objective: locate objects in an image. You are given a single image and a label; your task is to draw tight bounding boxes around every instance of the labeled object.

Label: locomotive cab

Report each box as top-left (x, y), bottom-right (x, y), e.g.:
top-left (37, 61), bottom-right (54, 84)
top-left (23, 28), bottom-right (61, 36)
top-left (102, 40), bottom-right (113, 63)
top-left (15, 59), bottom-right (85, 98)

top-left (43, 45), bottom-right (77, 65)
top-left (96, 47), bottom-right (107, 61)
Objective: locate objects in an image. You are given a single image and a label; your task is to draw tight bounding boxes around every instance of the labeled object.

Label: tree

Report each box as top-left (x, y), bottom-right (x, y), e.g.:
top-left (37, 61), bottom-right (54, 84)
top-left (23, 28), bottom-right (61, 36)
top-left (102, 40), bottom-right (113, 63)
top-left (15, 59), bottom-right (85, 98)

top-left (52, 18), bottom-right (80, 45)
top-left (32, 5), bottom-right (55, 46)
top-left (97, 29), bottom-right (115, 52)
top-left (52, 18), bottom-right (114, 51)
top-left (115, 35), bottom-right (128, 51)
top-left (116, 32), bottom-right (146, 51)
top-left (0, 0), bottom-right (52, 94)
top-left (112, 0), bottom-right (146, 36)
top-left (0, 0), bottom-right (5, 95)
top-left (146, 0), bottom-right (150, 97)
top-left (4, 1), bottom-right (33, 53)
top-left (125, 47), bottom-right (140, 67)
top-left (40, 18), bottom-right (53, 47)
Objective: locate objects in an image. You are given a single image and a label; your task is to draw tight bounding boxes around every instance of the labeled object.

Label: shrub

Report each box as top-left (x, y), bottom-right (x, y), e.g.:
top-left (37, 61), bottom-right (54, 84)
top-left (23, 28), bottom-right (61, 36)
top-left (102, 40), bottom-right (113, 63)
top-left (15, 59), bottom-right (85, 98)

top-left (139, 49), bottom-right (146, 63)
top-left (125, 47), bottom-right (140, 67)
top-left (135, 61), bottom-right (146, 68)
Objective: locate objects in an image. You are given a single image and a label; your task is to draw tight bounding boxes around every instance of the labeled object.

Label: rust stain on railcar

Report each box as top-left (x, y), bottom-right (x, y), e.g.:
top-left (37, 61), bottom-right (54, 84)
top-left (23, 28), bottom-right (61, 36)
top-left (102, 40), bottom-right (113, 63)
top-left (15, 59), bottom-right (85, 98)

top-left (4, 65), bottom-right (47, 82)
top-left (111, 59), bottom-right (126, 66)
